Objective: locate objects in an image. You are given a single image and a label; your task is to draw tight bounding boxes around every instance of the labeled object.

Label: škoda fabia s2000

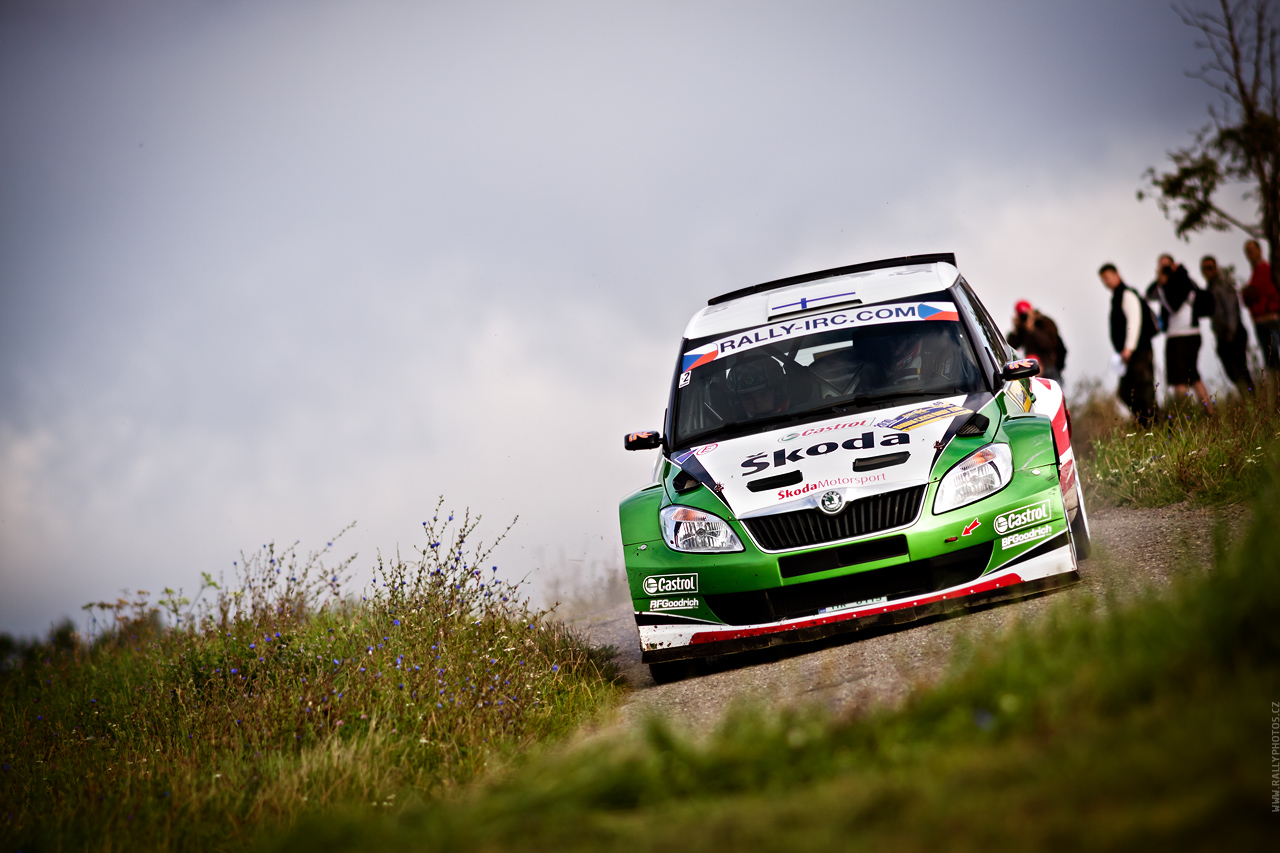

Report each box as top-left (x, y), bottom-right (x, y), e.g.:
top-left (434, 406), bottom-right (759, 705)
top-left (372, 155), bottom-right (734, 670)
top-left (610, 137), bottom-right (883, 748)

top-left (620, 253), bottom-right (1090, 683)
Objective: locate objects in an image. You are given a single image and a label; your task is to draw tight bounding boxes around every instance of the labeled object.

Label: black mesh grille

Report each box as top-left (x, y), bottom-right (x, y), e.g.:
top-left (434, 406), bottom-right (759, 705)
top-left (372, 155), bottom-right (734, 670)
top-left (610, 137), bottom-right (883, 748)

top-left (704, 541), bottom-right (993, 626)
top-left (742, 484), bottom-right (927, 551)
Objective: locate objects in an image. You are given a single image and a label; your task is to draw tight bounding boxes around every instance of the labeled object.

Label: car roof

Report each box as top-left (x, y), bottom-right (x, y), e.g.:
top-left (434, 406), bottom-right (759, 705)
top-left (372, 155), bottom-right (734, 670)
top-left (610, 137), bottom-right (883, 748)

top-left (683, 254), bottom-right (961, 340)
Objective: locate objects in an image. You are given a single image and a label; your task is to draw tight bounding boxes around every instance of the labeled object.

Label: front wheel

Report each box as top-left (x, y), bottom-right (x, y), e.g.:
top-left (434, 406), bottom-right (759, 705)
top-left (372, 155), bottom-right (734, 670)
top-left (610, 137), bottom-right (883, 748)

top-left (1070, 476), bottom-right (1092, 561)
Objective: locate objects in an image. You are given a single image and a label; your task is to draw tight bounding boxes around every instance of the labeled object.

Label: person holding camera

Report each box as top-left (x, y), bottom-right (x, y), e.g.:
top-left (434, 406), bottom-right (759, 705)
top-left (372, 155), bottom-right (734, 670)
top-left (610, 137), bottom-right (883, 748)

top-left (1005, 299), bottom-right (1065, 381)
top-left (1147, 253), bottom-right (1213, 412)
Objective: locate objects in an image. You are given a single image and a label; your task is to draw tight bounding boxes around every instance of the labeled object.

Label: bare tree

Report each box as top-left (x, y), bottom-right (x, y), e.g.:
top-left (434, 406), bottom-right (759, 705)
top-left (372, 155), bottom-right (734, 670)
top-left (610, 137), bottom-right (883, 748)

top-left (1140, 0), bottom-right (1279, 284)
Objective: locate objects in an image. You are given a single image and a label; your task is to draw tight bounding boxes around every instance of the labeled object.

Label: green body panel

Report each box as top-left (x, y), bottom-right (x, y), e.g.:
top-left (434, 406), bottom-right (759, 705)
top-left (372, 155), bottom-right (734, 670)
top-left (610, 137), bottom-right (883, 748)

top-left (618, 402), bottom-right (1071, 624)
top-left (618, 482), bottom-right (664, 545)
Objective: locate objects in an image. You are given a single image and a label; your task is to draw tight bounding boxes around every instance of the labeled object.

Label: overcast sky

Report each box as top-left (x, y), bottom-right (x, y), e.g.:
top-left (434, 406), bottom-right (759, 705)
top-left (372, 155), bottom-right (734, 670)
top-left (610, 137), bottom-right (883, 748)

top-left (0, 0), bottom-right (1264, 636)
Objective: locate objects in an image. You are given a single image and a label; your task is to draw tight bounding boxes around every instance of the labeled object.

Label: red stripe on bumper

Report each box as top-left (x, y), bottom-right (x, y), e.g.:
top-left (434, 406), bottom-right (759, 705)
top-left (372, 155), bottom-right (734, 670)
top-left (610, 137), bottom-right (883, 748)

top-left (688, 572), bottom-right (1025, 644)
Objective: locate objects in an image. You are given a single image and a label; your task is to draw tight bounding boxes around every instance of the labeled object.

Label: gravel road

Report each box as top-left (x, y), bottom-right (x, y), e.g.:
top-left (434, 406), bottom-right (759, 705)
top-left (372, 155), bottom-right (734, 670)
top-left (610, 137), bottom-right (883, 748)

top-left (572, 502), bottom-right (1250, 730)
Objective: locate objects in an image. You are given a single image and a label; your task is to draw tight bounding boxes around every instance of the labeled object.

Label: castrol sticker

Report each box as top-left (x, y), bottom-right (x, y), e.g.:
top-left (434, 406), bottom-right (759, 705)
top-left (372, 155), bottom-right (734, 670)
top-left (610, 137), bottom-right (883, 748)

top-left (993, 499), bottom-right (1051, 535)
top-left (642, 573), bottom-right (698, 596)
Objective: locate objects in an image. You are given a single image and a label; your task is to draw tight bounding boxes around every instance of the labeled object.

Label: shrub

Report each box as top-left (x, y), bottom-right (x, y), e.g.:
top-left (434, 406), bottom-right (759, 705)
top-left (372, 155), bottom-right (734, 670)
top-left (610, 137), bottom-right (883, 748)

top-left (0, 502), bottom-right (621, 851)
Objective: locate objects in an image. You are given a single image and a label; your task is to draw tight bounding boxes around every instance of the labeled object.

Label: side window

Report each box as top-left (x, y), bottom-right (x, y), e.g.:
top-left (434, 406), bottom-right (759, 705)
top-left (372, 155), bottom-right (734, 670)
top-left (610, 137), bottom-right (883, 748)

top-left (955, 279), bottom-right (1012, 366)
top-left (970, 281), bottom-right (1015, 362)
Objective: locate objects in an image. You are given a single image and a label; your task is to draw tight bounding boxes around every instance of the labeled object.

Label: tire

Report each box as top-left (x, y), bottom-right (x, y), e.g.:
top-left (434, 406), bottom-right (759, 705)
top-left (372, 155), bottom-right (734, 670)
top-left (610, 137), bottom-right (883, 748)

top-left (648, 659), bottom-right (696, 685)
top-left (1070, 476), bottom-right (1092, 561)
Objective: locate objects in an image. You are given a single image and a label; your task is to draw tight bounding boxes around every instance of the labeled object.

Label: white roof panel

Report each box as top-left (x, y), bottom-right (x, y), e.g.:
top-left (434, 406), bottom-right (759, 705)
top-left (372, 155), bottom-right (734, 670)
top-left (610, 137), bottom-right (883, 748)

top-left (683, 261), bottom-right (959, 340)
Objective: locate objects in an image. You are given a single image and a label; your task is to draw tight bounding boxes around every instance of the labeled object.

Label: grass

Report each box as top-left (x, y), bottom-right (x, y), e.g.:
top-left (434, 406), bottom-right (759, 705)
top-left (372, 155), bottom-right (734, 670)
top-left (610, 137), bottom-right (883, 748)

top-left (0, 503), bottom-right (623, 851)
top-left (7, 403), bottom-right (1279, 851)
top-left (1077, 384), bottom-right (1280, 507)
top-left (263, 463), bottom-right (1280, 852)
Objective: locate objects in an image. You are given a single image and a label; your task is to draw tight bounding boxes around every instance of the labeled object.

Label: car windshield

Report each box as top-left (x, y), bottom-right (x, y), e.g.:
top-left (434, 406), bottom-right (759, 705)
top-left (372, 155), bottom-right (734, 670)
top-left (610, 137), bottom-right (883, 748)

top-left (672, 298), bottom-right (985, 448)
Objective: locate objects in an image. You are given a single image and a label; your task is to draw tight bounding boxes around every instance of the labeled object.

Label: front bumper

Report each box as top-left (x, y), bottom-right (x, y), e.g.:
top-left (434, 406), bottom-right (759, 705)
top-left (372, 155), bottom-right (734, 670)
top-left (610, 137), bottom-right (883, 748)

top-left (638, 538), bottom-right (1077, 662)
top-left (624, 472), bottom-right (1079, 663)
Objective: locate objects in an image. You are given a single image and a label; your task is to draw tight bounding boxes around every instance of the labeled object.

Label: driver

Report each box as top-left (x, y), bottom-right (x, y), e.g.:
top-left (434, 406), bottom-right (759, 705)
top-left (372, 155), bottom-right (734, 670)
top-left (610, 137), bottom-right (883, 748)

top-left (727, 356), bottom-right (790, 417)
top-left (886, 336), bottom-right (924, 384)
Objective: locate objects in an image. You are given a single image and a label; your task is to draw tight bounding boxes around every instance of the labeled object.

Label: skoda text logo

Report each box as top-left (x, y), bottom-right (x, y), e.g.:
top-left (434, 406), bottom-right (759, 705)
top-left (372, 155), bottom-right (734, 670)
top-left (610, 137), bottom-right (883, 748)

top-left (642, 573), bottom-right (698, 596)
top-left (818, 490), bottom-right (845, 515)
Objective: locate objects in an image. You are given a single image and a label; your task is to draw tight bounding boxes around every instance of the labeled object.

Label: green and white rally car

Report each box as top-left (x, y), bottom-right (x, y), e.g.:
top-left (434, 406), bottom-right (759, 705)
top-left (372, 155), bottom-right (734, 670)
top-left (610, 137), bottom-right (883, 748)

top-left (620, 253), bottom-right (1090, 682)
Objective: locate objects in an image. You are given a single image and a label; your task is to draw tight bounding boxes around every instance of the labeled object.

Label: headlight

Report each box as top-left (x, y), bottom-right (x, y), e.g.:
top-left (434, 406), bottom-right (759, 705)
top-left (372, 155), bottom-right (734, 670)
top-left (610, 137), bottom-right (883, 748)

top-left (933, 443), bottom-right (1013, 514)
top-left (660, 505), bottom-right (744, 553)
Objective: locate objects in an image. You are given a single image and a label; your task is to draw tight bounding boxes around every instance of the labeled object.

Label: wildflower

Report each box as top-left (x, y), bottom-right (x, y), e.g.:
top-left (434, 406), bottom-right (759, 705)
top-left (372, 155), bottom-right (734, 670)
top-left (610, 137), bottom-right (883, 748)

top-left (551, 665), bottom-right (559, 672)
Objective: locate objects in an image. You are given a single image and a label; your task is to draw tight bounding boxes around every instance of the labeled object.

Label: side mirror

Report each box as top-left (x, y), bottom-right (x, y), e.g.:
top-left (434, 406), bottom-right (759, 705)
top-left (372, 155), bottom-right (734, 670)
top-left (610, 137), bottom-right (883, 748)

top-left (1001, 358), bottom-right (1041, 381)
top-left (624, 430), bottom-right (662, 451)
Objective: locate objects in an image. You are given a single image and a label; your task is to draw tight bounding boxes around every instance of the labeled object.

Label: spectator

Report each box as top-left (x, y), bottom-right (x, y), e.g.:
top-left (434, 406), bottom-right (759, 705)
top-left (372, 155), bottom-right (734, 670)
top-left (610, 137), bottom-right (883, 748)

top-left (1005, 300), bottom-right (1065, 381)
top-left (1200, 255), bottom-right (1253, 393)
top-left (1147, 254), bottom-right (1213, 412)
top-left (1241, 239), bottom-right (1280, 378)
top-left (1099, 263), bottom-right (1158, 427)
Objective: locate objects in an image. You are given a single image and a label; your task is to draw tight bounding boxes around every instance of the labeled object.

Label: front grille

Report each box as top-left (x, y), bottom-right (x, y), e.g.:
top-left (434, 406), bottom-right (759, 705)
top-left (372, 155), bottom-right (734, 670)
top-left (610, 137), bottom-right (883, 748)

top-left (704, 541), bottom-right (993, 626)
top-left (777, 534), bottom-right (909, 579)
top-left (742, 484), bottom-right (927, 551)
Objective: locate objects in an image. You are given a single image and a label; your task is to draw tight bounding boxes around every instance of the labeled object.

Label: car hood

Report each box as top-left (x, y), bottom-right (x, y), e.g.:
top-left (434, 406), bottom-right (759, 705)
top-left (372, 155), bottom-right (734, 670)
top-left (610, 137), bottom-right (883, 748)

top-left (670, 394), bottom-right (989, 519)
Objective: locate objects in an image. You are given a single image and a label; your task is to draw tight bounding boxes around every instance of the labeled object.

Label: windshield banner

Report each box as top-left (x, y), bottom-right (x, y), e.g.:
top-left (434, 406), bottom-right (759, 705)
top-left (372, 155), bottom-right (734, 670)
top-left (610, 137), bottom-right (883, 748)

top-left (681, 301), bottom-right (960, 373)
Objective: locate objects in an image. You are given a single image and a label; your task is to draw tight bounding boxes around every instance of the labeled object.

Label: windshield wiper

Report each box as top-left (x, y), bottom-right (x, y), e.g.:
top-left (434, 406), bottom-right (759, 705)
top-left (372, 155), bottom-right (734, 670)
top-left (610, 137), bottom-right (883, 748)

top-left (677, 390), bottom-right (963, 447)
top-left (849, 389), bottom-right (946, 408)
top-left (780, 390), bottom-right (943, 423)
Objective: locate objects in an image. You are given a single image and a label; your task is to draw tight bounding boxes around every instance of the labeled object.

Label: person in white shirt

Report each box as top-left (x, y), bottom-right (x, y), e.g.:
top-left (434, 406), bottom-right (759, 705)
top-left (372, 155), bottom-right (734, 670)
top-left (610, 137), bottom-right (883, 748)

top-left (1147, 254), bottom-right (1213, 412)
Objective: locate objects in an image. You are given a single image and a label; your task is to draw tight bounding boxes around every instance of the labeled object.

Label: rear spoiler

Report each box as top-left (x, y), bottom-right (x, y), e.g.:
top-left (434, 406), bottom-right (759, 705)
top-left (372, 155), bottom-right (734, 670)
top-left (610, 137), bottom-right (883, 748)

top-left (707, 252), bottom-right (957, 306)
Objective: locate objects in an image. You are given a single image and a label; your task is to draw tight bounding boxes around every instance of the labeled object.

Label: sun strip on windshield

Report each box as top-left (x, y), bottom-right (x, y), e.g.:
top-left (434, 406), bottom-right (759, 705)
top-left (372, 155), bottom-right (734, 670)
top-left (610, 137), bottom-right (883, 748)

top-left (680, 301), bottom-right (961, 374)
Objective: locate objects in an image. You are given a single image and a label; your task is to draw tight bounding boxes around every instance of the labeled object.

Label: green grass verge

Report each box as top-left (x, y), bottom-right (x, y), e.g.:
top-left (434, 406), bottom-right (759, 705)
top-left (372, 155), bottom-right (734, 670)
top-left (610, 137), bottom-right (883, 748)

top-left (0, 506), bottom-right (623, 851)
top-left (1083, 393), bottom-right (1280, 507)
top-left (268, 468), bottom-right (1280, 852)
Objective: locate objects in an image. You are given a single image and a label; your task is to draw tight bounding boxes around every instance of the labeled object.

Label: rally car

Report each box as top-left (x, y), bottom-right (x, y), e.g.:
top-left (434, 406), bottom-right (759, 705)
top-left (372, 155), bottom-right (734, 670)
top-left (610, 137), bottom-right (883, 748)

top-left (620, 253), bottom-right (1090, 683)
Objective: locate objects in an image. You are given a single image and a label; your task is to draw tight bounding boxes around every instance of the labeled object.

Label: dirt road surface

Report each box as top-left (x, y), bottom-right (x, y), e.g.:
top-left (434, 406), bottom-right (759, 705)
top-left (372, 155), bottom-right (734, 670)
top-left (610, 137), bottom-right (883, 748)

top-left (572, 502), bottom-right (1249, 730)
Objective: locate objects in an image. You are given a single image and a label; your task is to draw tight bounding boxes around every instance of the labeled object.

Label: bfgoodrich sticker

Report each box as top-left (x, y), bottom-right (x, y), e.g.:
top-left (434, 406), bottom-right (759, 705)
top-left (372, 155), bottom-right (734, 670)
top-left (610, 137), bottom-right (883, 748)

top-left (649, 597), bottom-right (699, 612)
top-left (993, 499), bottom-right (1051, 535)
top-left (642, 573), bottom-right (698, 596)
top-left (1000, 524), bottom-right (1052, 550)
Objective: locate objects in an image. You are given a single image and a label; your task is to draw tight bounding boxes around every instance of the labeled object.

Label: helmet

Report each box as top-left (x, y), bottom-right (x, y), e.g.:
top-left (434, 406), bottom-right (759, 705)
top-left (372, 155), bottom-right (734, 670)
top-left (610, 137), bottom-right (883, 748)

top-left (727, 357), bottom-right (784, 395)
